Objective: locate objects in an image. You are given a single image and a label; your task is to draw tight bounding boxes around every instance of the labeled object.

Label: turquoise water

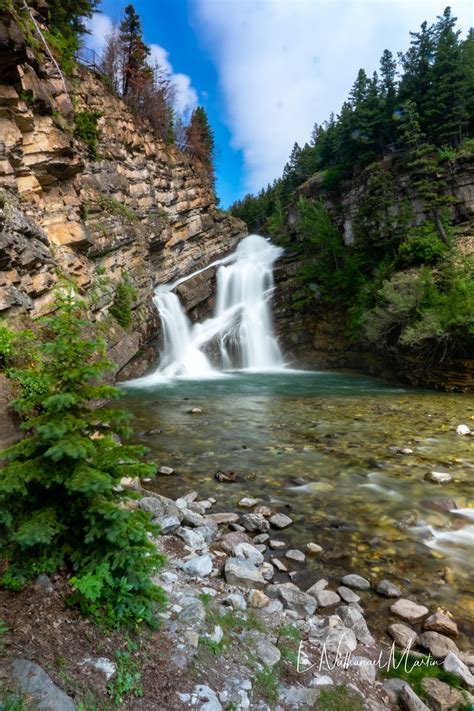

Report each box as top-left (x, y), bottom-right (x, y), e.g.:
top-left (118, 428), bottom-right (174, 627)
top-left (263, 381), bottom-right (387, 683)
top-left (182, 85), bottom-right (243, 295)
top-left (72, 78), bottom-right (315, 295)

top-left (120, 370), bottom-right (474, 640)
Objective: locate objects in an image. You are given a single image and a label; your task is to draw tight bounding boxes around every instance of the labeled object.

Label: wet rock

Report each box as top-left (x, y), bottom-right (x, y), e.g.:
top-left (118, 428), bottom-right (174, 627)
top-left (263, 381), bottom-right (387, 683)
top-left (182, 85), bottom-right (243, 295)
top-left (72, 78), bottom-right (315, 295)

top-left (206, 512), bottom-right (240, 524)
top-left (425, 471), bottom-right (453, 484)
top-left (390, 599), bottom-right (429, 624)
top-left (215, 470), bottom-right (239, 483)
top-left (387, 623), bottom-right (418, 649)
top-left (313, 590), bottom-right (341, 608)
top-left (399, 684), bottom-right (430, 711)
top-left (219, 531), bottom-right (251, 554)
top-left (253, 533), bottom-right (269, 544)
top-left (269, 512), bottom-right (293, 529)
top-left (176, 527), bottom-right (206, 550)
top-left (278, 686), bottom-right (319, 707)
top-left (422, 497), bottom-right (457, 513)
top-left (270, 557), bottom-right (288, 572)
top-left (255, 505), bottom-right (272, 517)
top-left (183, 554), bottom-right (213, 577)
top-left (238, 497), bottom-right (259, 508)
top-left (341, 574), bottom-right (371, 590)
top-left (418, 631), bottom-right (458, 659)
top-left (223, 593), bottom-right (247, 611)
top-left (254, 543), bottom-right (267, 554)
top-left (285, 549), bottom-right (305, 563)
top-left (269, 539), bottom-right (286, 549)
top-left (158, 465), bottom-right (174, 475)
top-left (254, 637), bottom-right (281, 667)
top-left (183, 491), bottom-right (199, 503)
top-left (456, 424), bottom-right (470, 435)
top-left (240, 513), bottom-right (270, 532)
top-left (338, 605), bottom-right (375, 645)
top-left (248, 590), bottom-right (269, 608)
top-left (423, 612), bottom-right (458, 637)
top-left (306, 542), bottom-right (323, 554)
top-left (307, 579), bottom-right (328, 595)
top-left (443, 652), bottom-right (474, 688)
top-left (188, 407), bottom-right (203, 414)
top-left (421, 677), bottom-right (466, 711)
top-left (233, 542), bottom-right (264, 566)
top-left (224, 558), bottom-right (266, 590)
top-left (337, 586), bottom-right (360, 603)
top-left (10, 659), bottom-right (76, 711)
top-left (269, 582), bottom-right (317, 617)
top-left (177, 601), bottom-right (206, 628)
top-left (376, 579), bottom-right (402, 598)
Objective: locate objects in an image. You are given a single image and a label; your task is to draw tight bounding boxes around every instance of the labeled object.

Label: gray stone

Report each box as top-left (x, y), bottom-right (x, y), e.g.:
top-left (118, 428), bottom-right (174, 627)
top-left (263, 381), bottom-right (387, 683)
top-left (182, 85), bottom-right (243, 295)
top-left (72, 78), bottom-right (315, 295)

top-left (269, 539), bottom-right (286, 549)
top-left (259, 562), bottom-right (275, 581)
top-left (206, 512), bottom-right (240, 524)
top-left (182, 509), bottom-right (205, 527)
top-left (233, 542), bottom-right (264, 566)
top-left (383, 678), bottom-right (410, 705)
top-left (238, 497), bottom-right (259, 507)
top-left (306, 542), bottom-right (323, 554)
top-left (194, 684), bottom-right (222, 711)
top-left (340, 574), bottom-right (371, 590)
top-left (423, 612), bottom-right (459, 637)
top-left (376, 579), bottom-right (402, 597)
top-left (337, 586), bottom-right (360, 603)
top-left (196, 521), bottom-right (219, 543)
top-left (390, 599), bottom-right (429, 624)
top-left (183, 554), bottom-right (213, 577)
top-left (254, 638), bottom-right (281, 667)
top-left (399, 683), bottom-right (430, 711)
top-left (187, 501), bottom-right (207, 514)
top-left (269, 512), bottom-right (293, 529)
top-left (157, 515), bottom-right (181, 533)
top-left (240, 513), bottom-right (270, 532)
top-left (306, 579), bottom-right (328, 595)
top-left (177, 601), bottom-right (206, 628)
top-left (271, 557), bottom-right (288, 572)
top-left (272, 582), bottom-right (317, 617)
top-left (35, 574), bottom-right (54, 594)
top-left (309, 675), bottom-right (334, 687)
top-left (176, 526), bottom-right (206, 550)
top-left (285, 549), bottom-right (305, 563)
top-left (421, 677), bottom-right (467, 711)
top-left (222, 593), bottom-right (247, 611)
top-left (253, 533), bottom-right (269, 544)
top-left (219, 530), bottom-right (251, 554)
top-left (11, 659), bottom-right (76, 710)
top-left (278, 686), bottom-right (319, 707)
top-left (158, 465), bottom-right (174, 475)
top-left (224, 557), bottom-right (266, 590)
top-left (309, 615), bottom-right (357, 655)
top-left (139, 496), bottom-right (165, 516)
top-left (443, 652), bottom-right (474, 688)
top-left (387, 623), bottom-right (418, 649)
top-left (418, 631), bottom-right (459, 659)
top-left (314, 590), bottom-right (341, 608)
top-left (425, 471), bottom-right (453, 484)
top-left (352, 656), bottom-right (377, 684)
top-left (338, 605), bottom-right (375, 645)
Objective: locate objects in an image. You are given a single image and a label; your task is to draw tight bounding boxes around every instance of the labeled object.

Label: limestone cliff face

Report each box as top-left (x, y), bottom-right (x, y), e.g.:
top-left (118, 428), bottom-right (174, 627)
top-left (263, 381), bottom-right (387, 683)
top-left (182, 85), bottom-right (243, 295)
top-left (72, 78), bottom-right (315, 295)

top-left (0, 15), bottom-right (246, 380)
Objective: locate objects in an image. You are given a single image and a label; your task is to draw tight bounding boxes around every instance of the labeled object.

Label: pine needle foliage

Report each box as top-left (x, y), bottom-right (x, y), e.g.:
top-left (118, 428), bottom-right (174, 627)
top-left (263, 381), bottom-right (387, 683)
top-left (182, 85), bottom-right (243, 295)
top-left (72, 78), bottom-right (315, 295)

top-left (0, 290), bottom-right (165, 627)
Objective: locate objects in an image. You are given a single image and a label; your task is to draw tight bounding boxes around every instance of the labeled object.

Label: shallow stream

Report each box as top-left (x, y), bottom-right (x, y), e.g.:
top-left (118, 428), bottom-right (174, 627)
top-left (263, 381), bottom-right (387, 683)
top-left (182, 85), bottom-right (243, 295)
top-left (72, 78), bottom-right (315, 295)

top-left (121, 370), bottom-right (474, 640)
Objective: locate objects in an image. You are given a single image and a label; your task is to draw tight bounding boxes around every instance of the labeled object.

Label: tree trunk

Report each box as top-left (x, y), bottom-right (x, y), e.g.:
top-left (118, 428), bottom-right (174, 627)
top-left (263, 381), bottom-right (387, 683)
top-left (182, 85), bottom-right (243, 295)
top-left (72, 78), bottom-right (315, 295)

top-left (432, 208), bottom-right (449, 244)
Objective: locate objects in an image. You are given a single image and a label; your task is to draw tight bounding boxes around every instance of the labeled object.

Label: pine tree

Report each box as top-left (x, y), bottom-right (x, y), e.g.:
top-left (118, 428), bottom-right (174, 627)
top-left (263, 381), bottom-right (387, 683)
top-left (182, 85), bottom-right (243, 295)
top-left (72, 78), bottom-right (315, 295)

top-left (0, 290), bottom-right (165, 627)
top-left (185, 106), bottom-right (215, 180)
top-left (379, 49), bottom-right (398, 146)
top-left (398, 20), bottom-right (436, 135)
top-left (462, 29), bottom-right (474, 138)
top-left (46, 0), bottom-right (100, 40)
top-left (119, 4), bottom-right (151, 100)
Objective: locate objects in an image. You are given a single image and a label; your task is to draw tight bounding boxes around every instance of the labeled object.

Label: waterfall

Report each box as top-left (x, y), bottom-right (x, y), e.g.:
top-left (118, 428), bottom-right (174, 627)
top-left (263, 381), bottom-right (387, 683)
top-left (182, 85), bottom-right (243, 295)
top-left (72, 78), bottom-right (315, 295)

top-left (132, 234), bottom-right (284, 382)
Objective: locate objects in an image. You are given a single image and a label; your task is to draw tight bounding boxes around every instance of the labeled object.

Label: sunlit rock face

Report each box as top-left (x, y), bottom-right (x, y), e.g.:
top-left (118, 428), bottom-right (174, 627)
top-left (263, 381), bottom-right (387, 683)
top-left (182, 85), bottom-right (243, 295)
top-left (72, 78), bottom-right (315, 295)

top-left (0, 11), bottom-right (246, 379)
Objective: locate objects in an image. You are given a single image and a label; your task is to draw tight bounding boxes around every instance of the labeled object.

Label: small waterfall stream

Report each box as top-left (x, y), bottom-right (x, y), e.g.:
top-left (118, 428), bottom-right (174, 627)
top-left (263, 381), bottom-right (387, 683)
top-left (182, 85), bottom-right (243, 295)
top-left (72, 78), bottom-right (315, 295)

top-left (133, 234), bottom-right (284, 382)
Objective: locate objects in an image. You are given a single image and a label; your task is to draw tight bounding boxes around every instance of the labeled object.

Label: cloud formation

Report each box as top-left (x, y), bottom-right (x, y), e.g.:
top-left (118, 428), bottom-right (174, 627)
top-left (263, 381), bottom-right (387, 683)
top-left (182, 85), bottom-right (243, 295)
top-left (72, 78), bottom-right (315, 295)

top-left (85, 13), bottom-right (198, 115)
top-left (195, 0), bottom-right (473, 194)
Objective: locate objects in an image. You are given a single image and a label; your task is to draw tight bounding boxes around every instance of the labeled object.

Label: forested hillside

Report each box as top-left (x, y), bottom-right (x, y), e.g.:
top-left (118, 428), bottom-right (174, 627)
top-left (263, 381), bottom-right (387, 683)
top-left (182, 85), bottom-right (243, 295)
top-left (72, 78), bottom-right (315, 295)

top-left (231, 8), bottom-right (474, 373)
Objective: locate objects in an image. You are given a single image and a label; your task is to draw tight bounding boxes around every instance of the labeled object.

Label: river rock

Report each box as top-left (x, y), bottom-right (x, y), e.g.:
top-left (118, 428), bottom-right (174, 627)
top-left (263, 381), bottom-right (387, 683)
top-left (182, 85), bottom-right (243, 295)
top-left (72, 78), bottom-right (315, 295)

top-left (176, 527), bottom-right (206, 550)
top-left (182, 509), bottom-right (204, 527)
top-left (390, 599), bottom-right (429, 623)
top-left (189, 407), bottom-right (203, 414)
top-left (224, 558), bottom-right (266, 590)
top-left (285, 549), bottom-right (305, 563)
top-left (338, 604), bottom-right (374, 645)
top-left (219, 531), bottom-right (251, 554)
top-left (421, 677), bottom-right (466, 711)
top-left (456, 424), bottom-right (470, 435)
top-left (399, 683), bottom-right (430, 711)
top-left (306, 542), bottom-right (323, 554)
top-left (259, 562), bottom-right (275, 581)
top-left (418, 631), bottom-right (459, 659)
top-left (206, 512), bottom-right (240, 524)
top-left (306, 579), bottom-right (328, 595)
top-left (196, 521), bottom-right (219, 543)
top-left (240, 513), bottom-right (270, 532)
top-left (183, 491), bottom-right (199, 503)
top-left (313, 590), bottom-right (341, 608)
top-left (238, 497), bottom-right (259, 508)
top-left (223, 593), bottom-right (247, 611)
top-left (253, 533), bottom-right (269, 544)
top-left (157, 515), bottom-right (181, 533)
top-left (11, 659), bottom-right (77, 711)
top-left (269, 582), bottom-right (317, 617)
top-left (341, 574), bottom-right (371, 590)
top-left (269, 539), bottom-right (286, 549)
top-left (337, 586), bottom-right (360, 603)
top-left (248, 590), bottom-right (270, 608)
top-left (187, 501), bottom-right (207, 515)
top-left (269, 512), bottom-right (293, 529)
top-left (425, 471), bottom-right (453, 484)
top-left (270, 557), bottom-right (288, 572)
top-left (255, 505), bottom-right (272, 517)
top-left (254, 638), bottom-right (281, 667)
top-left (183, 554), bottom-right (213, 577)
top-left (423, 612), bottom-right (458, 637)
top-left (233, 542), bottom-right (264, 566)
top-left (443, 652), bottom-right (474, 688)
top-left (139, 496), bottom-right (165, 516)
top-left (376, 579), bottom-right (402, 597)
top-left (158, 465), bottom-right (174, 475)
top-left (422, 497), bottom-right (457, 513)
top-left (387, 623), bottom-right (418, 649)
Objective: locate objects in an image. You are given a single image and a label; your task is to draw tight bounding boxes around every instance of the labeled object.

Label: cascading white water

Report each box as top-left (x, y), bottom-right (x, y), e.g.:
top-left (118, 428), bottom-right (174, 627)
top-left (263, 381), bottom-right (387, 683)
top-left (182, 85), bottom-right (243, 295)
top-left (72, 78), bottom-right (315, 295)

top-left (134, 234), bottom-right (284, 382)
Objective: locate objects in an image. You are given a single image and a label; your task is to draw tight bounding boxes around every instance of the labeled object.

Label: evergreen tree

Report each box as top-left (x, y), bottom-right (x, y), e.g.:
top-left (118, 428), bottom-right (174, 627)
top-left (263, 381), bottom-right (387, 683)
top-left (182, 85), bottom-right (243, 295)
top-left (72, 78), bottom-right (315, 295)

top-left (185, 106), bottom-right (215, 179)
top-left (119, 4), bottom-right (151, 99)
top-left (398, 20), bottom-right (436, 135)
top-left (46, 0), bottom-right (100, 41)
top-left (379, 49), bottom-right (398, 146)
top-left (462, 29), bottom-right (474, 137)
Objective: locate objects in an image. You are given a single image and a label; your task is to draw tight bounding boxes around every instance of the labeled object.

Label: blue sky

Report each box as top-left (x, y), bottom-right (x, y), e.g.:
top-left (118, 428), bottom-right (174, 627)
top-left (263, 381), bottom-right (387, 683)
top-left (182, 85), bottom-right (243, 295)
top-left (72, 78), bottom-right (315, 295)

top-left (87, 0), bottom-right (473, 208)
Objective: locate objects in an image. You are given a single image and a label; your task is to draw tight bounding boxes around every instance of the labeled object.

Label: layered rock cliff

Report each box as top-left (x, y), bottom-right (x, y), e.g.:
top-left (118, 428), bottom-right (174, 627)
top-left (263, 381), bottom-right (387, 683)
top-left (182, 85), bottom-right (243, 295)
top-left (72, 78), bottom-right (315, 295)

top-left (0, 9), bottom-right (246, 383)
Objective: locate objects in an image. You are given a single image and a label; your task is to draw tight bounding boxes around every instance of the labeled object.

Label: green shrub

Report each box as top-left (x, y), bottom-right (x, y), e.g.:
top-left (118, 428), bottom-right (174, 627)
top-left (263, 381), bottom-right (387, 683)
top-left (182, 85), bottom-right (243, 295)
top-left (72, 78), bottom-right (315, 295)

top-left (0, 290), bottom-right (165, 627)
top-left (398, 222), bottom-right (447, 266)
top-left (0, 326), bottom-right (16, 370)
top-left (74, 111), bottom-right (102, 160)
top-left (99, 197), bottom-right (137, 221)
top-left (109, 279), bottom-right (138, 329)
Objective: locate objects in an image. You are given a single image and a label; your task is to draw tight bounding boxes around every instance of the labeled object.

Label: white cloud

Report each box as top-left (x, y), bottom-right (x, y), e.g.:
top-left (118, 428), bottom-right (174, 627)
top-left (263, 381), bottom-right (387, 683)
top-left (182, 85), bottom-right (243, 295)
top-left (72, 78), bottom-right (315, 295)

top-left (195, 0), bottom-right (473, 194)
top-left (85, 14), bottom-right (198, 115)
